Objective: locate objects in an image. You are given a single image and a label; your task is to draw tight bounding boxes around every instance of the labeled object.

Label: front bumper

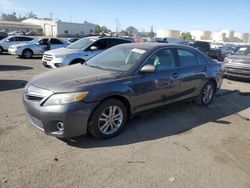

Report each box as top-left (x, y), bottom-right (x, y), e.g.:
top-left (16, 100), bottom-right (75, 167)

top-left (22, 93), bottom-right (99, 138)
top-left (8, 48), bottom-right (22, 55)
top-left (42, 57), bottom-right (70, 69)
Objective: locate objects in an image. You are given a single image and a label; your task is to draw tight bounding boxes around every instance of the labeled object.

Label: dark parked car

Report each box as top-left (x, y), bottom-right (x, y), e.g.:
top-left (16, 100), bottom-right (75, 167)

top-left (191, 41), bottom-right (224, 61)
top-left (223, 46), bottom-right (250, 79)
top-left (23, 43), bottom-right (223, 139)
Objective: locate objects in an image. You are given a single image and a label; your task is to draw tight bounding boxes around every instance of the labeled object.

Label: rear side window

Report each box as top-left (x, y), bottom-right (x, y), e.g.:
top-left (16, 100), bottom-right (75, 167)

top-left (108, 39), bottom-right (131, 47)
top-left (17, 37), bottom-right (33, 41)
top-left (92, 39), bottom-right (108, 50)
top-left (197, 54), bottom-right (208, 65)
top-left (8, 37), bottom-right (16, 42)
top-left (177, 49), bottom-right (198, 67)
top-left (50, 38), bottom-right (63, 44)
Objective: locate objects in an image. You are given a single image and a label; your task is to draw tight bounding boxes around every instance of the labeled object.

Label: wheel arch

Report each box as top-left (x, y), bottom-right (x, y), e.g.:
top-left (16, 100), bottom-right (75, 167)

top-left (87, 95), bottom-right (132, 127)
top-left (69, 58), bottom-right (85, 65)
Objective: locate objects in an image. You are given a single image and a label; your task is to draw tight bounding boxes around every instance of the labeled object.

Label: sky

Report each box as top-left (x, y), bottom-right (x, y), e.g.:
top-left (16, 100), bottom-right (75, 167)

top-left (0, 0), bottom-right (250, 33)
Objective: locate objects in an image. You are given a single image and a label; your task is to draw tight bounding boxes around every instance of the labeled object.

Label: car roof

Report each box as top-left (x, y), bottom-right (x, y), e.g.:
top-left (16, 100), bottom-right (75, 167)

top-left (117, 42), bottom-right (190, 51)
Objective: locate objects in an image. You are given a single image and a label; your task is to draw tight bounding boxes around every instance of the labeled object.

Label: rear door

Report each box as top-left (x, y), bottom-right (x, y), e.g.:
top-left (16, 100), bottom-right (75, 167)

top-left (131, 48), bottom-right (180, 112)
top-left (176, 48), bottom-right (208, 99)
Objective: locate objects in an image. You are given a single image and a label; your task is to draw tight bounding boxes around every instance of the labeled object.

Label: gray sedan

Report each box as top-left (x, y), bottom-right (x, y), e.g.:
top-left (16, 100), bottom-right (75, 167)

top-left (223, 46), bottom-right (250, 79)
top-left (23, 43), bottom-right (223, 139)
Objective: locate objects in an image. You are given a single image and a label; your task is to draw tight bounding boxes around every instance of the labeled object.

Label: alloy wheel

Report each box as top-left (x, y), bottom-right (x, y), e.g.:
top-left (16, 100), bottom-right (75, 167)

top-left (98, 105), bottom-right (123, 135)
top-left (202, 84), bottom-right (214, 104)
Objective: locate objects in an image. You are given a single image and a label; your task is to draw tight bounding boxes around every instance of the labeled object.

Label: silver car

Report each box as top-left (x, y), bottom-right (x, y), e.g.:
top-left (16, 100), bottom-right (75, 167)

top-left (223, 46), bottom-right (250, 79)
top-left (0, 36), bottom-right (33, 54)
top-left (41, 36), bottom-right (132, 69)
top-left (8, 37), bottom-right (68, 58)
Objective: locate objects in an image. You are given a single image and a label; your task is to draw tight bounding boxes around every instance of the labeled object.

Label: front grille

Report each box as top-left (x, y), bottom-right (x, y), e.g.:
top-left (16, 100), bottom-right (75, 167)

top-left (26, 95), bottom-right (43, 101)
top-left (43, 53), bottom-right (53, 61)
top-left (24, 84), bottom-right (52, 102)
top-left (226, 67), bottom-right (250, 77)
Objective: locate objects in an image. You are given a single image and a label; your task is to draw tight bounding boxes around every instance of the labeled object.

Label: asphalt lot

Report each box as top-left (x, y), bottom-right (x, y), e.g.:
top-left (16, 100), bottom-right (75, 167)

top-left (0, 54), bottom-right (250, 188)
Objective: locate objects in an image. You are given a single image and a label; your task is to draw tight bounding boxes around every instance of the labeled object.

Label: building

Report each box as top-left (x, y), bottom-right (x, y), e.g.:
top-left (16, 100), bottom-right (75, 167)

top-left (22, 18), bottom-right (96, 37)
top-left (0, 21), bottom-right (42, 34)
top-left (234, 32), bottom-right (249, 42)
top-left (156, 29), bottom-right (180, 38)
top-left (211, 32), bottom-right (226, 42)
top-left (190, 30), bottom-right (212, 40)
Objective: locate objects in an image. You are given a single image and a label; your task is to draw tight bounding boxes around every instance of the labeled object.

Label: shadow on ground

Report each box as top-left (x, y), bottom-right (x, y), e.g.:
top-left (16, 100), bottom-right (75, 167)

top-left (0, 65), bottom-right (33, 71)
top-left (61, 89), bottom-right (250, 148)
top-left (0, 79), bottom-right (27, 91)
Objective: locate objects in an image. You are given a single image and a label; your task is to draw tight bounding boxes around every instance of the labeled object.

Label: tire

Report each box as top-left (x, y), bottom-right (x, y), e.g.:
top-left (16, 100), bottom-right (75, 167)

top-left (69, 59), bottom-right (85, 65)
top-left (0, 46), bottom-right (3, 54)
top-left (22, 49), bottom-right (33, 59)
top-left (195, 81), bottom-right (215, 106)
top-left (88, 99), bottom-right (127, 139)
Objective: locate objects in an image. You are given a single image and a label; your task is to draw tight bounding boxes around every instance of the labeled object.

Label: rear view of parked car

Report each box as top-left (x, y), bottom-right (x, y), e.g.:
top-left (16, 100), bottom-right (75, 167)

top-left (0, 36), bottom-right (33, 54)
top-left (8, 37), bottom-right (68, 58)
top-left (23, 43), bottom-right (223, 139)
top-left (223, 46), bottom-right (250, 79)
top-left (42, 37), bottom-right (132, 69)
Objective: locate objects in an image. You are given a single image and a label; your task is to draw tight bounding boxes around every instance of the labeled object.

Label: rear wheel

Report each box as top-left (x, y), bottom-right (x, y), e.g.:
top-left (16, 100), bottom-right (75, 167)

top-left (88, 99), bottom-right (127, 139)
top-left (22, 49), bottom-right (33, 59)
top-left (195, 81), bottom-right (215, 106)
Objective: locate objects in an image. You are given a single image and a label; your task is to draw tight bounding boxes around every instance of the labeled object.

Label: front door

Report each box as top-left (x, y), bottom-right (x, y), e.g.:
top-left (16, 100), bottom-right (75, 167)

top-left (130, 48), bottom-right (181, 113)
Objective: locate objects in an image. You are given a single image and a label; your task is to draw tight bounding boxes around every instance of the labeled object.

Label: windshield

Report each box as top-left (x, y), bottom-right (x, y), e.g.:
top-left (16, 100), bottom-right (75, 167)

top-left (85, 45), bottom-right (147, 72)
top-left (234, 47), bottom-right (250, 56)
top-left (67, 38), bottom-right (96, 49)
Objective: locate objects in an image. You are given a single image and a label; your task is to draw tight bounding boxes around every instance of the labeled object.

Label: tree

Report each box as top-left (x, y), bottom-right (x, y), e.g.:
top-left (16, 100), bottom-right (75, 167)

top-left (180, 32), bottom-right (192, 40)
top-left (0, 12), bottom-right (18, 21)
top-left (26, 11), bottom-right (37, 19)
top-left (95, 25), bottom-right (111, 34)
top-left (126, 26), bottom-right (137, 36)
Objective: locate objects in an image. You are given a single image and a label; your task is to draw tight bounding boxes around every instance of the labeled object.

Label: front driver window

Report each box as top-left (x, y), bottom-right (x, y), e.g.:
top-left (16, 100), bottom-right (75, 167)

top-left (145, 49), bottom-right (175, 71)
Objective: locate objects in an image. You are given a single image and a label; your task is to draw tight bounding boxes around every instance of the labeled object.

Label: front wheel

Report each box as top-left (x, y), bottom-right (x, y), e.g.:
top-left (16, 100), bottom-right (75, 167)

top-left (22, 49), bottom-right (33, 59)
top-left (88, 99), bottom-right (127, 139)
top-left (195, 81), bottom-right (215, 106)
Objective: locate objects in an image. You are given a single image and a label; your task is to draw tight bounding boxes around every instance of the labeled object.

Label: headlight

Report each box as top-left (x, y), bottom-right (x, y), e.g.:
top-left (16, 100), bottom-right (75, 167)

top-left (54, 54), bottom-right (68, 58)
top-left (43, 92), bottom-right (88, 106)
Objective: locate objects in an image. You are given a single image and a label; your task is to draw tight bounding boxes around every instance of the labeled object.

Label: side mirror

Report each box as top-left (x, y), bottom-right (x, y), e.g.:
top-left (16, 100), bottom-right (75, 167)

top-left (90, 46), bottom-right (98, 51)
top-left (140, 64), bottom-right (156, 73)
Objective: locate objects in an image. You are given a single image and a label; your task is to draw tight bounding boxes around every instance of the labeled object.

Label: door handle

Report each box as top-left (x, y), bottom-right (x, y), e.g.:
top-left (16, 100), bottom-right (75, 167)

top-left (172, 73), bottom-right (179, 78)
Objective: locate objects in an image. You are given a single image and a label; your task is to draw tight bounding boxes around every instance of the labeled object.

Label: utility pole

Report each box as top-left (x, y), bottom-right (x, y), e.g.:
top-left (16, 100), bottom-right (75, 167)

top-left (50, 13), bottom-right (53, 21)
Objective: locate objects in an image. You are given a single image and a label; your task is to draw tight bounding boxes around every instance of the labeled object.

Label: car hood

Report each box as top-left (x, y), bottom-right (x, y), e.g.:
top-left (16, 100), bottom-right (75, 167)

top-left (228, 55), bottom-right (250, 64)
top-left (30, 64), bottom-right (121, 92)
top-left (45, 47), bottom-right (81, 56)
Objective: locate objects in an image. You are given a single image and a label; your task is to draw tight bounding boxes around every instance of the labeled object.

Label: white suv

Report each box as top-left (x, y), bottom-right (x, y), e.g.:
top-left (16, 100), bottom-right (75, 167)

top-left (42, 36), bottom-right (133, 69)
top-left (0, 36), bottom-right (33, 54)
